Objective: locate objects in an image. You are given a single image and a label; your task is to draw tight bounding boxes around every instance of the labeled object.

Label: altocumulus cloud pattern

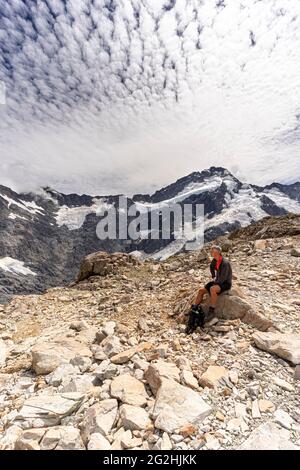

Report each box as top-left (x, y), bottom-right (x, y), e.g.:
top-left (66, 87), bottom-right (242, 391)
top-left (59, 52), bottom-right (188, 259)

top-left (0, 0), bottom-right (300, 195)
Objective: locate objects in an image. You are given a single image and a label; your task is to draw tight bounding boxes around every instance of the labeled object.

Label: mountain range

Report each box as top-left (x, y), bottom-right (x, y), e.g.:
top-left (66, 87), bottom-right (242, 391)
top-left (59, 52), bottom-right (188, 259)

top-left (0, 166), bottom-right (299, 303)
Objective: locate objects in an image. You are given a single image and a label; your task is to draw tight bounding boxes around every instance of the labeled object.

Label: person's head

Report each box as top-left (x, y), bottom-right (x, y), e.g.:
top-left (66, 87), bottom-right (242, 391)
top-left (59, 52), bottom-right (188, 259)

top-left (210, 245), bottom-right (222, 260)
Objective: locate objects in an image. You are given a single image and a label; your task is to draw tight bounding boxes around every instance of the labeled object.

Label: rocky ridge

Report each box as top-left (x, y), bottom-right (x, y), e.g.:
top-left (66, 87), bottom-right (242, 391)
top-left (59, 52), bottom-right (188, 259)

top-left (0, 216), bottom-right (299, 450)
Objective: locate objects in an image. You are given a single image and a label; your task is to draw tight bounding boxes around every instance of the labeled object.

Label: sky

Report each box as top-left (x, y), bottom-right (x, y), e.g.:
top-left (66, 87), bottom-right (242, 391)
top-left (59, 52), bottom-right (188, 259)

top-left (0, 0), bottom-right (300, 196)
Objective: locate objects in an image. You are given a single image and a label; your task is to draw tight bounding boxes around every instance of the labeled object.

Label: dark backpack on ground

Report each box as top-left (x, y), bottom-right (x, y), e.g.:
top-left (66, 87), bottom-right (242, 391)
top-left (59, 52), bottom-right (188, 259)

top-left (185, 305), bottom-right (205, 335)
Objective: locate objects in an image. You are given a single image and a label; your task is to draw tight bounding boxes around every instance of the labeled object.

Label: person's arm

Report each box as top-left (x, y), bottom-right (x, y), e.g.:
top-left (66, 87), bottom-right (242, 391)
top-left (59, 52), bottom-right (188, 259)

top-left (210, 260), bottom-right (215, 279)
top-left (218, 262), bottom-right (231, 283)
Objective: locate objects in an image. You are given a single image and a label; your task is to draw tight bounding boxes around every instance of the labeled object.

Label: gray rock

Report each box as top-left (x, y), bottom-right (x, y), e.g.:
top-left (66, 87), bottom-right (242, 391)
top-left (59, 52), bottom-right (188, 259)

top-left (70, 355), bottom-right (92, 372)
top-left (45, 364), bottom-right (79, 387)
top-left (101, 336), bottom-right (123, 358)
top-left (291, 248), bottom-right (300, 257)
top-left (94, 360), bottom-right (119, 381)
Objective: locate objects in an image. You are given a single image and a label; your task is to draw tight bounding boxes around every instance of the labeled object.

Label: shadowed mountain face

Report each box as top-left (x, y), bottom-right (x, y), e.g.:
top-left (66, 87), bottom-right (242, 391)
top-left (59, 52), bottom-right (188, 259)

top-left (0, 167), bottom-right (299, 303)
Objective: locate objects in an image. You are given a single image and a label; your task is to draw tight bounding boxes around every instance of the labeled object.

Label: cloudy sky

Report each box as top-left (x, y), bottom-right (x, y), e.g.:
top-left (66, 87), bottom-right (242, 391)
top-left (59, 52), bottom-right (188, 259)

top-left (0, 0), bottom-right (300, 196)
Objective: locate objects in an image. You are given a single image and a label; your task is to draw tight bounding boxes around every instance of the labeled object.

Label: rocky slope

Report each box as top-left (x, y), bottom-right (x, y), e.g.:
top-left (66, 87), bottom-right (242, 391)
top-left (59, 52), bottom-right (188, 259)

top-left (1, 167), bottom-right (300, 302)
top-left (0, 215), bottom-right (299, 450)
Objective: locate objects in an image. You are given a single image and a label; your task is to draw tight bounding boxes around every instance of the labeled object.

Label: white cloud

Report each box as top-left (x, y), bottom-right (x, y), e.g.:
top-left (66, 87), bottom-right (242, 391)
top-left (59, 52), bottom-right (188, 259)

top-left (0, 0), bottom-right (299, 196)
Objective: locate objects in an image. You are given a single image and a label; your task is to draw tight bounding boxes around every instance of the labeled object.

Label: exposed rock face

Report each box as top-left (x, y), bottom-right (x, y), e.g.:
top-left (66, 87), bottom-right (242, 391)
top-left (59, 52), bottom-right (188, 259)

top-left (253, 332), bottom-right (300, 365)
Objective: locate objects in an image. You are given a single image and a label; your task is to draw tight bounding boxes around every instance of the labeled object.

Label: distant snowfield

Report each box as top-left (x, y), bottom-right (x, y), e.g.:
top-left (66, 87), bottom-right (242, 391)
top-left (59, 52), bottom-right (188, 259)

top-left (0, 194), bottom-right (44, 216)
top-left (55, 198), bottom-right (112, 230)
top-left (263, 189), bottom-right (300, 213)
top-left (0, 257), bottom-right (36, 276)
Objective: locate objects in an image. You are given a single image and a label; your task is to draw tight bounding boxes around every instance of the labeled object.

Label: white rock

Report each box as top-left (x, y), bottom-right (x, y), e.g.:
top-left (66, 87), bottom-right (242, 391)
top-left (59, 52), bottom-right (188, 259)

top-left (274, 409), bottom-right (294, 430)
top-left (16, 393), bottom-right (85, 427)
top-left (87, 433), bottom-right (111, 450)
top-left (110, 374), bottom-right (148, 406)
top-left (119, 404), bottom-right (151, 431)
top-left (251, 399), bottom-right (261, 419)
top-left (273, 376), bottom-right (294, 392)
top-left (45, 364), bottom-right (79, 387)
top-left (144, 360), bottom-right (180, 394)
top-left (152, 378), bottom-right (212, 434)
top-left (239, 422), bottom-right (299, 450)
top-left (181, 370), bottom-right (198, 389)
top-left (253, 332), bottom-right (300, 365)
top-left (60, 374), bottom-right (96, 393)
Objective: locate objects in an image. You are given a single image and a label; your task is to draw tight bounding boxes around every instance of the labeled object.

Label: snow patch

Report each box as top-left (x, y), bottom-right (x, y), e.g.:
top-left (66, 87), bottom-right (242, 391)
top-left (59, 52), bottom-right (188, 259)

top-left (0, 194), bottom-right (44, 216)
top-left (0, 257), bottom-right (36, 276)
top-left (55, 198), bottom-right (113, 230)
top-left (8, 213), bottom-right (27, 221)
top-left (263, 189), bottom-right (300, 214)
top-left (205, 187), bottom-right (268, 230)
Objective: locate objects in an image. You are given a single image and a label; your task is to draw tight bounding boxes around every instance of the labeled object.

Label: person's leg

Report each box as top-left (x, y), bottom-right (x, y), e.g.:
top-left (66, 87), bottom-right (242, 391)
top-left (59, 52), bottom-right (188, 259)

top-left (194, 287), bottom-right (208, 306)
top-left (209, 284), bottom-right (221, 308)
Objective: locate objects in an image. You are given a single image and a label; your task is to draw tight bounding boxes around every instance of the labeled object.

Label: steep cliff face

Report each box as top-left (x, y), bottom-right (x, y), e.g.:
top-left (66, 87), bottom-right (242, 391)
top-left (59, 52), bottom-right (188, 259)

top-left (1, 167), bottom-right (299, 302)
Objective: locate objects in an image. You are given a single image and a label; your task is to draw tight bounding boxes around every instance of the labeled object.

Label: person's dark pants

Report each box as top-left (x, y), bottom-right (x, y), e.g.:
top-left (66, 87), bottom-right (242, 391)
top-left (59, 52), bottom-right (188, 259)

top-left (204, 281), bottom-right (232, 294)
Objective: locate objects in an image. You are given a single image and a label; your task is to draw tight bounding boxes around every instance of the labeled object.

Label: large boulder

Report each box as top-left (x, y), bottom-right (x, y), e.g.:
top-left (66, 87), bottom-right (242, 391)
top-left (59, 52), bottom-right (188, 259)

top-left (152, 378), bottom-right (212, 433)
top-left (76, 251), bottom-right (140, 282)
top-left (31, 338), bottom-right (92, 374)
top-left (253, 331), bottom-right (300, 365)
top-left (239, 422), bottom-right (300, 450)
top-left (174, 286), bottom-right (275, 331)
top-left (15, 393), bottom-right (85, 427)
top-left (110, 374), bottom-right (149, 406)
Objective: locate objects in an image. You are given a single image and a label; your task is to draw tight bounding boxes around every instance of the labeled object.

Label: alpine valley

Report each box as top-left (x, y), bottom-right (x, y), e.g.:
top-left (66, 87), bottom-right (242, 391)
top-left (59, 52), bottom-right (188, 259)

top-left (0, 167), bottom-right (299, 303)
